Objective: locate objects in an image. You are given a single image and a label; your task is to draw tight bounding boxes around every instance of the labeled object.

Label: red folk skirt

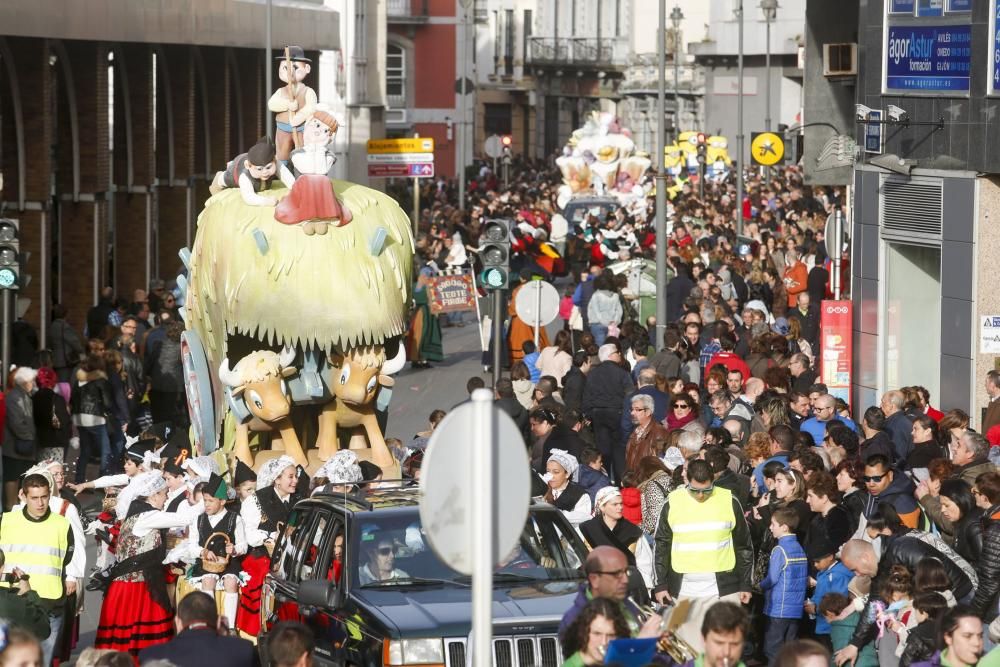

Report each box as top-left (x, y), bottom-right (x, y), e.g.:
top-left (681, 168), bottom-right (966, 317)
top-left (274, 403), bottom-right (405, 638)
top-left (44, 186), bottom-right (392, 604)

top-left (94, 580), bottom-right (174, 655)
top-left (274, 174), bottom-right (345, 225)
top-left (236, 551), bottom-right (270, 637)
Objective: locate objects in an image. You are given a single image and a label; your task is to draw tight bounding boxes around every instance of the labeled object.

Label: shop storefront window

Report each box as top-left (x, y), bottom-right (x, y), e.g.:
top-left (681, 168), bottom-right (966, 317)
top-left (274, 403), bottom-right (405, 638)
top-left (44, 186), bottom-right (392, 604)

top-left (884, 243), bottom-right (941, 399)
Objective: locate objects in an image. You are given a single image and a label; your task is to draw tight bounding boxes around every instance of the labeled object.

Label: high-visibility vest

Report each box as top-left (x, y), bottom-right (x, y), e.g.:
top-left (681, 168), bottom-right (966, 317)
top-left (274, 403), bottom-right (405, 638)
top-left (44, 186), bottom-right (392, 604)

top-left (667, 486), bottom-right (737, 574)
top-left (0, 509), bottom-right (68, 600)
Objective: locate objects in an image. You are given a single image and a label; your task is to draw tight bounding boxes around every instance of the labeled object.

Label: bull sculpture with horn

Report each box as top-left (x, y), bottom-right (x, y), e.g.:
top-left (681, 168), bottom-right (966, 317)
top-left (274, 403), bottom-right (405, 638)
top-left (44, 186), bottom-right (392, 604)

top-left (218, 347), bottom-right (307, 469)
top-left (316, 344), bottom-right (406, 474)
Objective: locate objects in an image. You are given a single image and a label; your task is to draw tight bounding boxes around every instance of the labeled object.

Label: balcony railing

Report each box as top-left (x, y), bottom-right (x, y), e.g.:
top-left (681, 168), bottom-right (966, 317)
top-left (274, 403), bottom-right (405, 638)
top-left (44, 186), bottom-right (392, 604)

top-left (528, 37), bottom-right (626, 69)
top-left (387, 0), bottom-right (428, 22)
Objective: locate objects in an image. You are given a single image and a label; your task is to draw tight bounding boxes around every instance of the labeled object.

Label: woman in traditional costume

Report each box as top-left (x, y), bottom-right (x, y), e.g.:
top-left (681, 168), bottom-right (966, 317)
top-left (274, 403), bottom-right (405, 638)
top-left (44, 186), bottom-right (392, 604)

top-left (93, 471), bottom-right (197, 656)
top-left (237, 456), bottom-right (300, 637)
top-left (542, 449), bottom-right (592, 527)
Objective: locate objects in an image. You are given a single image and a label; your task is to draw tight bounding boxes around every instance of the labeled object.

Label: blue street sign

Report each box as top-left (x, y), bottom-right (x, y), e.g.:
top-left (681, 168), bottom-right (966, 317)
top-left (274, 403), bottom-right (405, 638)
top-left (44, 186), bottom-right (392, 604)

top-left (865, 111), bottom-right (883, 155)
top-left (890, 0), bottom-right (915, 13)
top-left (916, 0), bottom-right (943, 17)
top-left (886, 24), bottom-right (971, 92)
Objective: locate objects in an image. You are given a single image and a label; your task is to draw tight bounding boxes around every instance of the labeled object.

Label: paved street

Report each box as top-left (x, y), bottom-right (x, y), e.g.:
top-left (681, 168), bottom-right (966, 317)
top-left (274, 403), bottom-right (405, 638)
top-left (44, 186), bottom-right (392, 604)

top-left (71, 307), bottom-right (504, 661)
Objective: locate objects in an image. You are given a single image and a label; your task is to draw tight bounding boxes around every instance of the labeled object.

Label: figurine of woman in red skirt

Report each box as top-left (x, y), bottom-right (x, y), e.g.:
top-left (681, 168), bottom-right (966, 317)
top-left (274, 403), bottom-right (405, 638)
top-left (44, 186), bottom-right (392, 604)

top-left (274, 109), bottom-right (352, 234)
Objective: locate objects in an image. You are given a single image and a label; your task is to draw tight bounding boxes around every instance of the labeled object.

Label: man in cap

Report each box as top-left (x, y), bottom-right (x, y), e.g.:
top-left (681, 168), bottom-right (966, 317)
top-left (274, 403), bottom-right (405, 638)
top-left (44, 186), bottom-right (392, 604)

top-left (182, 473), bottom-right (246, 631)
top-left (267, 46), bottom-right (318, 162)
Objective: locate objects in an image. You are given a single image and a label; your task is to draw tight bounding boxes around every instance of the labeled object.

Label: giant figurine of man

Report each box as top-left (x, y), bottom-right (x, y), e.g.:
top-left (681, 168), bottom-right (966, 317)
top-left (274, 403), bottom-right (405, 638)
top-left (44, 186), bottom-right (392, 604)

top-left (267, 46), bottom-right (318, 162)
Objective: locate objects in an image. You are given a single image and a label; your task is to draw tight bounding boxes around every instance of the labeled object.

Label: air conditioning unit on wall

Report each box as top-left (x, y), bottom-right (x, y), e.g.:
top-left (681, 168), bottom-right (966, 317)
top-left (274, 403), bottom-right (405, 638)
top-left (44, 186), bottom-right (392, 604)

top-left (823, 43), bottom-right (858, 76)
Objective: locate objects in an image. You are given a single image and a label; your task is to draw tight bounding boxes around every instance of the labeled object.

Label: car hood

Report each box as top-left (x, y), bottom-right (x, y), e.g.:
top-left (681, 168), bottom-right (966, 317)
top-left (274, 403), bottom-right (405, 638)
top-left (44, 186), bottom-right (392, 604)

top-left (351, 580), bottom-right (581, 638)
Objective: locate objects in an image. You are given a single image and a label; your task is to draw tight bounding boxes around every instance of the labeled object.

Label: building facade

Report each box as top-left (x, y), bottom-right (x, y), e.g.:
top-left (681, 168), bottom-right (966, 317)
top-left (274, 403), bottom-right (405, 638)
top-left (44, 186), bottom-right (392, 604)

top-left (0, 0), bottom-right (340, 339)
top-left (806, 0), bottom-right (1000, 425)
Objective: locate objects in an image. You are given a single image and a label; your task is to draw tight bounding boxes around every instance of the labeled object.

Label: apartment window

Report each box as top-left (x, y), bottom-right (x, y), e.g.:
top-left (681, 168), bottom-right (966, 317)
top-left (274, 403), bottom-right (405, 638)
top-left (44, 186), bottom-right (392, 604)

top-left (523, 9), bottom-right (533, 74)
top-left (386, 43), bottom-right (405, 108)
top-left (504, 9), bottom-right (515, 75)
top-left (484, 103), bottom-right (513, 136)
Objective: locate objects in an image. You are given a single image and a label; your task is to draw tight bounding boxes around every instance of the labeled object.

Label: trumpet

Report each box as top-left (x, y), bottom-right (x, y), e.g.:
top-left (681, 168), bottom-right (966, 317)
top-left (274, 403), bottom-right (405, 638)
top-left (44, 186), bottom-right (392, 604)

top-left (634, 602), bottom-right (698, 664)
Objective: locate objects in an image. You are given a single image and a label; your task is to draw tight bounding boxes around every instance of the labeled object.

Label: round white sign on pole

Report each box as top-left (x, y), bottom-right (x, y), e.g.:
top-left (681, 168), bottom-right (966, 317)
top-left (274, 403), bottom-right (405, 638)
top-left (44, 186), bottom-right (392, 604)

top-left (514, 280), bottom-right (560, 328)
top-left (419, 397), bottom-right (531, 576)
top-left (484, 134), bottom-right (503, 159)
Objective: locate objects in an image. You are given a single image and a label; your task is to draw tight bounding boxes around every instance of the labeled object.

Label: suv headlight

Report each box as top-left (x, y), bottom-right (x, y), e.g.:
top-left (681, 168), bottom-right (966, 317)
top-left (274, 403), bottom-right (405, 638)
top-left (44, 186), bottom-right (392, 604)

top-left (385, 638), bottom-right (445, 665)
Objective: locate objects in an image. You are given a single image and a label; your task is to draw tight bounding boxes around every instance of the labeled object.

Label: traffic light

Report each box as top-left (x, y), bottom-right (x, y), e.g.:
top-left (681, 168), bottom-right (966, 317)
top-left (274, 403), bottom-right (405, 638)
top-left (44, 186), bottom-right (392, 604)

top-left (500, 134), bottom-right (513, 163)
top-left (0, 219), bottom-right (20, 290)
top-left (478, 218), bottom-right (511, 290)
top-left (696, 132), bottom-right (707, 164)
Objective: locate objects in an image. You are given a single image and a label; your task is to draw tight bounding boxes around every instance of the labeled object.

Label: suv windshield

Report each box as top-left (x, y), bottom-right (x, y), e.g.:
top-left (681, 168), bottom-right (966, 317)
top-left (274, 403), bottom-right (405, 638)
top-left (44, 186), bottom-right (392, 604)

top-left (353, 510), bottom-right (586, 588)
top-left (563, 200), bottom-right (618, 225)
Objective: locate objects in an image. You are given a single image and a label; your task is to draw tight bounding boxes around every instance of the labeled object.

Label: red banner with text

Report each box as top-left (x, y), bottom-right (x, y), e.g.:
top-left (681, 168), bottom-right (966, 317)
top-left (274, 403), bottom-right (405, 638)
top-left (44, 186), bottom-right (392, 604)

top-left (820, 300), bottom-right (853, 407)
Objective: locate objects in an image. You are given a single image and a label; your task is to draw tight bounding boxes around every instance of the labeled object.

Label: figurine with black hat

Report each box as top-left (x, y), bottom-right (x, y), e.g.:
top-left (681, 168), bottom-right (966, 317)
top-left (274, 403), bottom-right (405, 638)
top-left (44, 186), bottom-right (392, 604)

top-left (161, 441), bottom-right (191, 514)
top-left (181, 472), bottom-right (247, 631)
top-left (267, 46), bottom-right (317, 162)
top-left (67, 435), bottom-right (159, 499)
top-left (209, 136), bottom-right (293, 207)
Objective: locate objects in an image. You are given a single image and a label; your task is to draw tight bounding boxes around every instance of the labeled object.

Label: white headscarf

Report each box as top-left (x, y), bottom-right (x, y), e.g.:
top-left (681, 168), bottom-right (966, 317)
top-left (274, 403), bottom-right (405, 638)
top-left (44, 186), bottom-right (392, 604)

top-left (315, 451), bottom-right (362, 486)
top-left (22, 463), bottom-right (55, 493)
top-left (593, 486), bottom-right (622, 516)
top-left (662, 447), bottom-right (685, 472)
top-left (183, 455), bottom-right (220, 483)
top-left (256, 456), bottom-right (297, 490)
top-left (116, 470), bottom-right (166, 519)
top-left (547, 449), bottom-right (579, 477)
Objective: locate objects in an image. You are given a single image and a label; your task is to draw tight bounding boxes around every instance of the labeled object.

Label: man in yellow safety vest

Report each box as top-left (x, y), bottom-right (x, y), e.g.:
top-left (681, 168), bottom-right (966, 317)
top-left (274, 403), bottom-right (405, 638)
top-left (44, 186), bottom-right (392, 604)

top-left (0, 473), bottom-right (75, 666)
top-left (652, 459), bottom-right (753, 652)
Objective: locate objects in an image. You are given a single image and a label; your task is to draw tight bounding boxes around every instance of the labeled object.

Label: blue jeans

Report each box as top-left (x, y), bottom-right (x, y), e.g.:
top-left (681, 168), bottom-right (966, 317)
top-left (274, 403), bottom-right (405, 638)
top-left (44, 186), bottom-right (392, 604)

top-left (76, 424), bottom-right (111, 482)
top-left (590, 323), bottom-right (609, 346)
top-left (40, 611), bottom-right (63, 667)
top-left (764, 617), bottom-right (799, 661)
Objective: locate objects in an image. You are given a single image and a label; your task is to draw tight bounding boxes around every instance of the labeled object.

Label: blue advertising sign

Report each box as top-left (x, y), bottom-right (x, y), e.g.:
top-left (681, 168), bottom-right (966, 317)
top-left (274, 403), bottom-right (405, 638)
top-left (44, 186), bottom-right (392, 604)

top-left (865, 111), bottom-right (884, 155)
top-left (886, 25), bottom-right (971, 92)
top-left (994, 0), bottom-right (1000, 92)
top-left (890, 0), bottom-right (915, 13)
top-left (916, 0), bottom-right (943, 17)
top-left (948, 0), bottom-right (971, 11)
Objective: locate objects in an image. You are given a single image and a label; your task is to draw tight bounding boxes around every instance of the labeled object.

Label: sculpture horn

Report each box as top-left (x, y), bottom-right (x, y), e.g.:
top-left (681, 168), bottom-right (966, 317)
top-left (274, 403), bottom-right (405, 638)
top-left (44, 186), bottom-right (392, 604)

top-left (381, 344), bottom-right (406, 376)
top-left (218, 358), bottom-right (242, 387)
top-left (278, 345), bottom-right (296, 369)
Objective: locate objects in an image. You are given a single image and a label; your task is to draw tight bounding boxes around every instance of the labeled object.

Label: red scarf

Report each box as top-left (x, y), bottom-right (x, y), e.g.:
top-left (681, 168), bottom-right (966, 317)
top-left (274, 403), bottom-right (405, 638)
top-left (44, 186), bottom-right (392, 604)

top-left (666, 411), bottom-right (697, 431)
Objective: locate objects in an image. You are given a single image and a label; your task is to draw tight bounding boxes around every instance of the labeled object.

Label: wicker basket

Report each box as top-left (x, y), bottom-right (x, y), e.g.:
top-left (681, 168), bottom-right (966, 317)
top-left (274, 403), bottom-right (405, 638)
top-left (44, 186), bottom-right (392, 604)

top-left (202, 532), bottom-right (232, 575)
top-left (101, 488), bottom-right (120, 514)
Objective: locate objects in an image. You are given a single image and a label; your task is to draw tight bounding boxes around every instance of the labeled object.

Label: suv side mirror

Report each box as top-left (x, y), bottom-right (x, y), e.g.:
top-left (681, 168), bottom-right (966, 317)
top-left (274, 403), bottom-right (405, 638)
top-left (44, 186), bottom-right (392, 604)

top-left (297, 578), bottom-right (344, 609)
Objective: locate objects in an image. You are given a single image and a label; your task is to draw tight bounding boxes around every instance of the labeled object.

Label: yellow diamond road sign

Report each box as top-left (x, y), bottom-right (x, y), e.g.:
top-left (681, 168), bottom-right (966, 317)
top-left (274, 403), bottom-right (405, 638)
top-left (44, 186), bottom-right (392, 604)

top-left (750, 132), bottom-right (784, 166)
top-left (367, 138), bottom-right (435, 154)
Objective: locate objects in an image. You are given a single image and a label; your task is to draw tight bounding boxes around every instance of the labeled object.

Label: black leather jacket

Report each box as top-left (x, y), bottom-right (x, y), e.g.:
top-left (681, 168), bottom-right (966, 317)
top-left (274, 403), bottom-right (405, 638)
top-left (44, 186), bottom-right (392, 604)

top-left (952, 507), bottom-right (984, 569)
top-left (71, 369), bottom-right (112, 418)
top-left (971, 504), bottom-right (1000, 621)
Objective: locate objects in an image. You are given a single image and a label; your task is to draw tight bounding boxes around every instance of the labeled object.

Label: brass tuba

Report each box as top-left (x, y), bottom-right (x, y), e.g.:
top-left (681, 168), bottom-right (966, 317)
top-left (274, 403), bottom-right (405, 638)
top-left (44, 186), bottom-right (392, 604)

top-left (634, 602), bottom-right (698, 664)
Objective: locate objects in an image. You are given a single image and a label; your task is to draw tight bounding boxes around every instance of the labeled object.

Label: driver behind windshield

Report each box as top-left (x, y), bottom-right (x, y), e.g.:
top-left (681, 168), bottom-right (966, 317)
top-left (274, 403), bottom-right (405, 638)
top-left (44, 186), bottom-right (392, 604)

top-left (359, 536), bottom-right (409, 584)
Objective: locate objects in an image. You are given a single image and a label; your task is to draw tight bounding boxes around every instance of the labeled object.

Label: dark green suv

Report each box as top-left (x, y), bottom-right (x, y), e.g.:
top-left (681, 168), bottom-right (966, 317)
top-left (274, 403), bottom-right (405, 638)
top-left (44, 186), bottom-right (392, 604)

top-left (258, 484), bottom-right (589, 667)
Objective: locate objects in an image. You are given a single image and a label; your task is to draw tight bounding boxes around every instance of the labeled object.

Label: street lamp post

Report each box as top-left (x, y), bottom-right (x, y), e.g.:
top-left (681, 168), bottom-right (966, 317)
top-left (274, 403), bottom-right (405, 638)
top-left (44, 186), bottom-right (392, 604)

top-left (654, 0), bottom-right (667, 351)
top-left (735, 0), bottom-right (745, 236)
top-left (671, 6), bottom-right (683, 143)
top-left (761, 0), bottom-right (779, 132)
top-left (458, 0), bottom-right (473, 213)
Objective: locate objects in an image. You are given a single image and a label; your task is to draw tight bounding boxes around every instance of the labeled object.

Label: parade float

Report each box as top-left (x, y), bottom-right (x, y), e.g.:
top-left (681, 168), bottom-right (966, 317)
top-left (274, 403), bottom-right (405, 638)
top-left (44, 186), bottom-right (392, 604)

top-left (178, 47), bottom-right (413, 477)
top-left (555, 111), bottom-right (653, 222)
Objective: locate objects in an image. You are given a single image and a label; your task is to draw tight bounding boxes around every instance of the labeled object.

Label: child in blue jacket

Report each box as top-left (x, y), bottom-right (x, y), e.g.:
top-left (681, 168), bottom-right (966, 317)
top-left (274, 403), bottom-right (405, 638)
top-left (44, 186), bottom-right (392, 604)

top-left (807, 539), bottom-right (854, 644)
top-left (522, 341), bottom-right (541, 383)
top-left (760, 507), bottom-right (809, 661)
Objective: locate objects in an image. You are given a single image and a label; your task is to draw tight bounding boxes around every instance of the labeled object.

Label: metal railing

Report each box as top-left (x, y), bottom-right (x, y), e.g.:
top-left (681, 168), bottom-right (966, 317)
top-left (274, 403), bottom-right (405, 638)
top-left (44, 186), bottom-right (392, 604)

top-left (527, 37), bottom-right (625, 67)
top-left (386, 0), bottom-right (427, 19)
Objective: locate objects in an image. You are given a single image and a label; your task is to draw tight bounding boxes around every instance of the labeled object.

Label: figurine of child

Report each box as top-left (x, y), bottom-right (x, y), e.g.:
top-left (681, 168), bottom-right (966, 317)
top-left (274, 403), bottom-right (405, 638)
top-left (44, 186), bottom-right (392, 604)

top-left (274, 109), bottom-right (353, 234)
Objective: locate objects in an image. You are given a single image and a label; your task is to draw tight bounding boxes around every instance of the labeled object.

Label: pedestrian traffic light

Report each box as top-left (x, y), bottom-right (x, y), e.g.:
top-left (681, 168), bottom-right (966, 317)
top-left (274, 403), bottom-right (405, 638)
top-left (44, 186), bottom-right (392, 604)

top-left (0, 219), bottom-right (20, 291)
top-left (696, 132), bottom-right (707, 164)
top-left (478, 218), bottom-right (511, 290)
